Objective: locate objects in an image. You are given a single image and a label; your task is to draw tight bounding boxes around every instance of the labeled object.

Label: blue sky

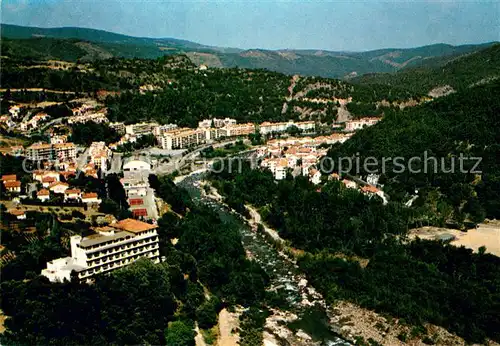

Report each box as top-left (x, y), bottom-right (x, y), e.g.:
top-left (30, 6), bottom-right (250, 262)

top-left (1, 0), bottom-right (499, 51)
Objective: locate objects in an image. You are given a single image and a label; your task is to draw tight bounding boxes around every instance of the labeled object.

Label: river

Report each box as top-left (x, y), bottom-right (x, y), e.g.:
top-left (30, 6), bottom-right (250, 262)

top-left (177, 172), bottom-right (351, 346)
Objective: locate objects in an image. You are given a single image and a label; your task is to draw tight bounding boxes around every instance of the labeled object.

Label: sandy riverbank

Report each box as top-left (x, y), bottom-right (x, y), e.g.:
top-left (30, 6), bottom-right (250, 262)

top-left (409, 221), bottom-right (500, 257)
top-left (217, 308), bottom-right (241, 346)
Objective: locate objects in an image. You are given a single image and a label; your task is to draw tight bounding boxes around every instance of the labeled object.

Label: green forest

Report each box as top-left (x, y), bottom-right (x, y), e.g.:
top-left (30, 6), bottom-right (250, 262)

top-left (1, 53), bottom-right (429, 127)
top-left (0, 176), bottom-right (269, 345)
top-left (326, 80), bottom-right (500, 226)
top-left (210, 160), bottom-right (500, 343)
top-left (352, 44), bottom-right (500, 94)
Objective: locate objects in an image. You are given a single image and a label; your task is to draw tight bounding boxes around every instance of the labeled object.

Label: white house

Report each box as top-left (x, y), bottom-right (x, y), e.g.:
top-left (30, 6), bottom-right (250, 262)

top-left (342, 179), bottom-right (357, 189)
top-left (275, 163), bottom-right (287, 180)
top-left (34, 171), bottom-right (60, 183)
top-left (42, 176), bottom-right (57, 188)
top-left (9, 105), bottom-right (22, 119)
top-left (82, 192), bottom-right (101, 204)
top-left (4, 181), bottom-right (21, 193)
top-left (9, 209), bottom-right (26, 220)
top-left (309, 169), bottom-right (322, 185)
top-left (366, 174), bottom-right (380, 186)
top-left (37, 189), bottom-right (50, 202)
top-left (49, 182), bottom-right (69, 194)
top-left (64, 189), bottom-right (82, 202)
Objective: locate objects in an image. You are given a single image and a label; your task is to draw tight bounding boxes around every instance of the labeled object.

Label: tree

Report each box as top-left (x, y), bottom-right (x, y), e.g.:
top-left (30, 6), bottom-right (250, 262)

top-left (196, 300), bottom-right (219, 329)
top-left (165, 321), bottom-right (195, 346)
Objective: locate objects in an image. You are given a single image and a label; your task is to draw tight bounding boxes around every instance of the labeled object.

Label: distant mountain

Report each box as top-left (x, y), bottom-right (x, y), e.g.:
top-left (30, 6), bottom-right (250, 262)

top-left (1, 23), bottom-right (497, 78)
top-left (351, 43), bottom-right (500, 94)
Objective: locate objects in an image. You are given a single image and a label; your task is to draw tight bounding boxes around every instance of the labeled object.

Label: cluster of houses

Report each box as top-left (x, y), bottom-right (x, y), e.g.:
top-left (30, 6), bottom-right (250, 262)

top-left (329, 173), bottom-right (388, 204)
top-left (2, 174), bottom-right (21, 193)
top-left (0, 105), bottom-right (52, 133)
top-left (258, 136), bottom-right (339, 183)
top-left (19, 112), bottom-right (51, 132)
top-left (33, 170), bottom-right (101, 204)
top-left (2, 139), bottom-right (104, 207)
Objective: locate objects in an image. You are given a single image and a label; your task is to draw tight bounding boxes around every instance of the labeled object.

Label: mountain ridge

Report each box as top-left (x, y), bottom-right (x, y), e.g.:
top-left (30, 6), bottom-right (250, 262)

top-left (1, 23), bottom-right (498, 79)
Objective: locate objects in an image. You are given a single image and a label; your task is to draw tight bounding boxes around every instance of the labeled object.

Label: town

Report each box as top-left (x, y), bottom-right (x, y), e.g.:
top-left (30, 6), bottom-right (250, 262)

top-left (2, 7), bottom-right (499, 345)
top-left (0, 98), bottom-right (382, 283)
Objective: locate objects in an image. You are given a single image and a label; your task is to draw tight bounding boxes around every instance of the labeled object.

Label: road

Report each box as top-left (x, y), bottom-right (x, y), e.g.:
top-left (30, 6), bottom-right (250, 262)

top-left (107, 152), bottom-right (123, 175)
top-left (76, 147), bottom-right (89, 170)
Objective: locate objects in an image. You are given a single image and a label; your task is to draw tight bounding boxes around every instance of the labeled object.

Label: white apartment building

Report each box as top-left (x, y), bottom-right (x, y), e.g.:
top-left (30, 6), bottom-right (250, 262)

top-left (26, 143), bottom-right (53, 161)
top-left (67, 112), bottom-right (108, 125)
top-left (204, 128), bottom-right (220, 142)
top-left (125, 122), bottom-right (158, 136)
top-left (218, 123), bottom-right (256, 137)
top-left (41, 219), bottom-right (160, 283)
top-left (159, 128), bottom-right (206, 150)
top-left (109, 122), bottom-right (126, 134)
top-left (27, 143), bottom-right (76, 162)
top-left (89, 142), bottom-right (112, 171)
top-left (198, 119), bottom-right (213, 128)
top-left (259, 121), bottom-right (315, 135)
top-left (344, 117), bottom-right (380, 132)
top-left (213, 117), bottom-right (236, 128)
top-left (54, 143), bottom-right (77, 162)
top-left (152, 124), bottom-right (178, 136)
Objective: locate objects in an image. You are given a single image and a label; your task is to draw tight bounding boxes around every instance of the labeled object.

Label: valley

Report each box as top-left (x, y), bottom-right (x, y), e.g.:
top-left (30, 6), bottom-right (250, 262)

top-left (0, 19), bottom-right (499, 346)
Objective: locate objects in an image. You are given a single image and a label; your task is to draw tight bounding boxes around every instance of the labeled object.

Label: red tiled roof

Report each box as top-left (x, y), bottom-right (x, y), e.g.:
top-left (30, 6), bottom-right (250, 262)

top-left (82, 192), bottom-right (98, 199)
top-left (37, 189), bottom-right (50, 196)
top-left (132, 209), bottom-right (148, 217)
top-left (361, 185), bottom-right (380, 194)
top-left (8, 209), bottom-right (25, 216)
top-left (2, 174), bottom-right (17, 181)
top-left (49, 182), bottom-right (69, 189)
top-left (129, 198), bottom-right (143, 206)
top-left (64, 189), bottom-right (81, 195)
top-left (4, 181), bottom-right (21, 188)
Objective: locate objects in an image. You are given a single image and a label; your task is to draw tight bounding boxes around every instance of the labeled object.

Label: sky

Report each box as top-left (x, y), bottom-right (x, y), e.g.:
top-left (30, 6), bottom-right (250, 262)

top-left (1, 0), bottom-right (499, 51)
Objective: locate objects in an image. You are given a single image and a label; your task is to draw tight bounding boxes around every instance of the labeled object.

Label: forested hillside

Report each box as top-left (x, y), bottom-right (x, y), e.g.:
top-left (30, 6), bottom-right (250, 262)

top-left (210, 158), bottom-right (500, 344)
top-left (0, 54), bottom-right (423, 126)
top-left (1, 24), bottom-right (496, 79)
top-left (352, 44), bottom-right (500, 94)
top-left (326, 80), bottom-right (500, 225)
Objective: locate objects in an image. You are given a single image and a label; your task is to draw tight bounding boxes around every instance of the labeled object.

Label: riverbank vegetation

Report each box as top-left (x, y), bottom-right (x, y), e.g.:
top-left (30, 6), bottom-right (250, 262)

top-left (199, 140), bottom-right (249, 159)
top-left (210, 159), bottom-right (500, 343)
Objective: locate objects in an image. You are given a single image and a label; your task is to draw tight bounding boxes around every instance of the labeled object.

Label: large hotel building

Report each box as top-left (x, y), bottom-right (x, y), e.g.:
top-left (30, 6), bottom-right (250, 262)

top-left (159, 128), bottom-right (206, 150)
top-left (41, 219), bottom-right (160, 283)
top-left (259, 120), bottom-right (315, 135)
top-left (26, 143), bottom-right (77, 161)
top-left (218, 123), bottom-right (255, 137)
